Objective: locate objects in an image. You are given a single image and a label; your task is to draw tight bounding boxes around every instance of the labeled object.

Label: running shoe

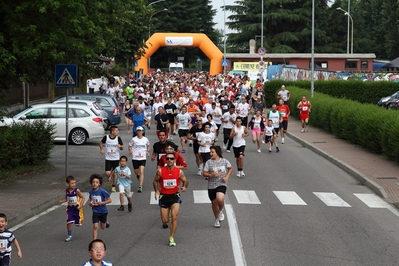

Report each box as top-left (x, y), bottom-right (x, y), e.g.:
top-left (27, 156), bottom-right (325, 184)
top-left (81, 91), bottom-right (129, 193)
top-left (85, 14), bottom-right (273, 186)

top-left (214, 219), bottom-right (220, 228)
top-left (138, 186), bottom-right (142, 193)
top-left (169, 237), bottom-right (176, 247)
top-left (301, 129), bottom-right (305, 133)
top-left (223, 143), bottom-right (227, 150)
top-left (163, 223), bottom-right (169, 229)
top-left (276, 147), bottom-right (280, 152)
top-left (236, 171), bottom-right (241, 177)
top-left (262, 140), bottom-right (265, 144)
top-left (117, 205), bottom-right (124, 211)
top-left (226, 150), bottom-right (231, 153)
top-left (219, 211), bottom-right (225, 222)
top-left (111, 186), bottom-right (116, 193)
top-left (269, 148), bottom-right (272, 152)
top-left (128, 203), bottom-right (132, 212)
top-left (65, 235), bottom-right (73, 242)
top-left (241, 171), bottom-right (246, 176)
top-left (181, 149), bottom-right (185, 153)
top-left (189, 142), bottom-right (193, 147)
top-left (257, 149), bottom-right (261, 153)
top-left (197, 169), bottom-right (202, 176)
top-left (127, 130), bottom-right (131, 134)
top-left (106, 221), bottom-right (110, 228)
top-left (281, 138), bottom-right (285, 144)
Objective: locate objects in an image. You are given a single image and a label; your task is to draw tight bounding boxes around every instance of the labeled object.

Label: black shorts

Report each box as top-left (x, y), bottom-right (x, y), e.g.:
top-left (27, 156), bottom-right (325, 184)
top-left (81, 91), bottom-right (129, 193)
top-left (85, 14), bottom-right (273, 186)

top-left (193, 142), bottom-right (200, 154)
top-left (158, 193), bottom-right (182, 208)
top-left (274, 127), bottom-right (280, 135)
top-left (178, 129), bottom-right (189, 137)
top-left (132, 159), bottom-right (146, 170)
top-left (216, 124), bottom-right (221, 130)
top-left (105, 160), bottom-right (120, 172)
top-left (280, 120), bottom-right (288, 130)
top-left (265, 135), bottom-right (273, 143)
top-left (233, 145), bottom-right (245, 158)
top-left (167, 115), bottom-right (175, 125)
top-left (200, 152), bottom-right (211, 164)
top-left (208, 186), bottom-right (227, 201)
top-left (92, 212), bottom-right (108, 224)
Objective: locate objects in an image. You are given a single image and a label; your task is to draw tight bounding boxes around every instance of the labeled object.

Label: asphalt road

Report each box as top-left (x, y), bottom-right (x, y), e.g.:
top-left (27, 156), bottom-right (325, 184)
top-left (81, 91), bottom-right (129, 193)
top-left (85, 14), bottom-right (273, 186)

top-left (10, 126), bottom-right (399, 266)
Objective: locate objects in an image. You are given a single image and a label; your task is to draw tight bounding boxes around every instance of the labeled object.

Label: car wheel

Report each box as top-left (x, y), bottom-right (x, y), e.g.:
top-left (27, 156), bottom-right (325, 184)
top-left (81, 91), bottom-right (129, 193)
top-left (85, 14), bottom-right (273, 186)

top-left (69, 128), bottom-right (88, 145)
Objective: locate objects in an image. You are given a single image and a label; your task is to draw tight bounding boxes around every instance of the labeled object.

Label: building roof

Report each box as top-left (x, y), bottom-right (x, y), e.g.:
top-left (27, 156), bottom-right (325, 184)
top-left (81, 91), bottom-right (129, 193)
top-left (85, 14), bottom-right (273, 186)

top-left (225, 53), bottom-right (376, 59)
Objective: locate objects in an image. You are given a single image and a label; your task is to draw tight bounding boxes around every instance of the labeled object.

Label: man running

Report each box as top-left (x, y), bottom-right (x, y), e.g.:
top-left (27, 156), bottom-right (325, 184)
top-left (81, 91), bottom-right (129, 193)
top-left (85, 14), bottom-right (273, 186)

top-left (229, 117), bottom-right (249, 177)
top-left (297, 95), bottom-right (312, 133)
top-left (153, 152), bottom-right (189, 247)
top-left (276, 99), bottom-right (290, 143)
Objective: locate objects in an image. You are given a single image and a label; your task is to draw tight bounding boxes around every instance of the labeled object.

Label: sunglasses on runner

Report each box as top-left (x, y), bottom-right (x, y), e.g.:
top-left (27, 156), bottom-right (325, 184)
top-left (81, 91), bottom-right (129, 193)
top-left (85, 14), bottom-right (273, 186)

top-left (166, 157), bottom-right (175, 160)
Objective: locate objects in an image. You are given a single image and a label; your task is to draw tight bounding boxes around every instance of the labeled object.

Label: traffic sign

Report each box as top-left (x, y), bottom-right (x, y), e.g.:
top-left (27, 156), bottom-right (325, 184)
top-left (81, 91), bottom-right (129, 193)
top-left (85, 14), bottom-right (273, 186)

top-left (222, 59), bottom-right (229, 67)
top-left (257, 47), bottom-right (267, 56)
top-left (55, 64), bottom-right (78, 88)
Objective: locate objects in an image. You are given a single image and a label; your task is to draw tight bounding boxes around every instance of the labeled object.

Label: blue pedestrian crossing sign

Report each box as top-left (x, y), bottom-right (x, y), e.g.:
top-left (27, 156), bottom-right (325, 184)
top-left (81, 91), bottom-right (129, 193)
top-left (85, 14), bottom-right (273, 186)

top-left (55, 64), bottom-right (78, 88)
top-left (222, 59), bottom-right (229, 67)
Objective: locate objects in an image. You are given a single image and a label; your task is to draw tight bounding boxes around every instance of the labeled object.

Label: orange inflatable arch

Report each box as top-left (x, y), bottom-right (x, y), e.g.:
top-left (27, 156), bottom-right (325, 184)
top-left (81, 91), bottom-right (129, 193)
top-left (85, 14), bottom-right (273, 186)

top-left (135, 33), bottom-right (223, 75)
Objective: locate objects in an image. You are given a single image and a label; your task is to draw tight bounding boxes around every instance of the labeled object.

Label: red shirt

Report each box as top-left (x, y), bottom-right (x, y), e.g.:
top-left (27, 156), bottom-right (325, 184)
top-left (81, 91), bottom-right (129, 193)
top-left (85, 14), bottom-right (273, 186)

top-left (158, 153), bottom-right (187, 168)
top-left (299, 101), bottom-right (310, 115)
top-left (159, 167), bottom-right (181, 194)
top-left (276, 105), bottom-right (290, 121)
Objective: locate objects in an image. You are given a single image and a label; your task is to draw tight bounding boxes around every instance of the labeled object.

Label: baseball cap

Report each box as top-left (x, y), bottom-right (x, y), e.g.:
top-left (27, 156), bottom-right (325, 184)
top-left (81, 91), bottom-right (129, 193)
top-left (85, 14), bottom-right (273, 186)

top-left (136, 126), bottom-right (144, 131)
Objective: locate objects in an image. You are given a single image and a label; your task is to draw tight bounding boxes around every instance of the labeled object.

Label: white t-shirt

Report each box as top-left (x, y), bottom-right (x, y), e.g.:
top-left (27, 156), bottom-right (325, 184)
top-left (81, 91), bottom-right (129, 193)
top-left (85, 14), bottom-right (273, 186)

top-left (197, 132), bottom-right (215, 153)
top-left (222, 112), bottom-right (237, 129)
top-left (176, 113), bottom-right (191, 130)
top-left (232, 125), bottom-right (246, 147)
top-left (128, 136), bottom-right (150, 161)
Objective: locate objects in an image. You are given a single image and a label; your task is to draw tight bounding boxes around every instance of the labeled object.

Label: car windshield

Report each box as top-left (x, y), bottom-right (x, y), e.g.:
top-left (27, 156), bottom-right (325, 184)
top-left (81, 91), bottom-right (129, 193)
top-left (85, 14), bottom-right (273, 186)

top-left (12, 106), bottom-right (34, 119)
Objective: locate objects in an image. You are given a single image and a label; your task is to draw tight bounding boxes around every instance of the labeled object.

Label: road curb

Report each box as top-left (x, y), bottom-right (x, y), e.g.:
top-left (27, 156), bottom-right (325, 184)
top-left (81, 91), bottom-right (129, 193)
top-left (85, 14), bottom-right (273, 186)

top-left (287, 132), bottom-right (389, 199)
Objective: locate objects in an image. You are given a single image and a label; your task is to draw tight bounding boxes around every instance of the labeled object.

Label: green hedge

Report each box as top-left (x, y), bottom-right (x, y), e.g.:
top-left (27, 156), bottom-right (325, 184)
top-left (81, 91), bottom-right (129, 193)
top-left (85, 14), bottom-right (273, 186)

top-left (286, 86), bottom-right (399, 162)
top-left (0, 121), bottom-right (55, 169)
top-left (264, 80), bottom-right (399, 106)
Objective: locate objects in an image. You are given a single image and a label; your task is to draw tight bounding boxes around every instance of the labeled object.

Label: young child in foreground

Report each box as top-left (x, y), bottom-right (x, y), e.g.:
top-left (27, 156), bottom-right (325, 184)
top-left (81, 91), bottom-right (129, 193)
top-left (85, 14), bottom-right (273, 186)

top-left (82, 239), bottom-right (112, 266)
top-left (0, 213), bottom-right (22, 266)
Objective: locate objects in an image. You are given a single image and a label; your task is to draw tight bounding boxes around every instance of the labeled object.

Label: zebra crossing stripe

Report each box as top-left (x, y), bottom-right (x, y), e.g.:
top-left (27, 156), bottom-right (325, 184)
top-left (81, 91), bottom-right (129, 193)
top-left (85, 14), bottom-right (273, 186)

top-left (233, 190), bottom-right (261, 204)
top-left (150, 192), bottom-right (158, 205)
top-left (353, 193), bottom-right (387, 208)
top-left (193, 190), bottom-right (211, 203)
top-left (313, 192), bottom-right (351, 207)
top-left (273, 191), bottom-right (307, 205)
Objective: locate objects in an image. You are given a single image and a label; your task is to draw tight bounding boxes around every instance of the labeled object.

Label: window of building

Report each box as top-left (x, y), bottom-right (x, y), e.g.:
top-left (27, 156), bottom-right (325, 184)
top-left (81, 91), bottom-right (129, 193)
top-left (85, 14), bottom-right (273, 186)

top-left (361, 61), bottom-right (368, 69)
top-left (345, 60), bottom-right (357, 69)
top-left (309, 61), bottom-right (328, 69)
top-left (271, 61), bottom-right (290, 66)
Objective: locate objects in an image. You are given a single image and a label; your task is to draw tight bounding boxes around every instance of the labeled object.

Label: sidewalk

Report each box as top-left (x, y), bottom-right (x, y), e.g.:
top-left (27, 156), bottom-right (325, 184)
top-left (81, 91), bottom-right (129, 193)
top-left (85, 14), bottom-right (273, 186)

top-left (2, 118), bottom-right (399, 226)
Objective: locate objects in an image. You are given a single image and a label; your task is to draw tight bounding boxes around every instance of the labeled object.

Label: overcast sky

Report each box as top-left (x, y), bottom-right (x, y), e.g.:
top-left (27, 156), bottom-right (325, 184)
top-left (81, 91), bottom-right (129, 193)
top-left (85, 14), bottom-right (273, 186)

top-left (211, 0), bottom-right (235, 33)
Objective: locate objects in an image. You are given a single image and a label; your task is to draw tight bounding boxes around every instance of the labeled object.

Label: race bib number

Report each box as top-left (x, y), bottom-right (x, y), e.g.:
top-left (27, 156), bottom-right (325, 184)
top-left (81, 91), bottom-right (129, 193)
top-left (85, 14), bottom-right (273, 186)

top-left (283, 95), bottom-right (287, 101)
top-left (266, 130), bottom-right (272, 135)
top-left (163, 179), bottom-right (177, 188)
top-left (302, 106), bottom-right (308, 111)
top-left (91, 195), bottom-right (102, 203)
top-left (223, 105), bottom-right (228, 109)
top-left (107, 150), bottom-right (116, 155)
top-left (67, 196), bottom-right (78, 206)
top-left (166, 109), bottom-right (172, 114)
top-left (281, 112), bottom-right (286, 117)
top-left (254, 124), bottom-right (260, 129)
top-left (0, 239), bottom-right (7, 250)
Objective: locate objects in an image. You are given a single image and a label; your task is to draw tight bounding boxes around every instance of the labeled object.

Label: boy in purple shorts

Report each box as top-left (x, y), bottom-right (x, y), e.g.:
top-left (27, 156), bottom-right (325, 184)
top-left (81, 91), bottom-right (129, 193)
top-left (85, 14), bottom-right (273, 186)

top-left (58, 175), bottom-right (85, 242)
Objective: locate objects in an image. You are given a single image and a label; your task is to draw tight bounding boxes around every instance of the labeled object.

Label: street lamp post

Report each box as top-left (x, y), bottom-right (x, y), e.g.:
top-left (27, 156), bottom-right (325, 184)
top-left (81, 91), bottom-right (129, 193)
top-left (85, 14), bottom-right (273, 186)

top-left (337, 7), bottom-right (354, 54)
top-left (260, 0), bottom-right (264, 82)
top-left (311, 0), bottom-right (314, 98)
top-left (148, 8), bottom-right (168, 69)
top-left (222, 0), bottom-right (227, 74)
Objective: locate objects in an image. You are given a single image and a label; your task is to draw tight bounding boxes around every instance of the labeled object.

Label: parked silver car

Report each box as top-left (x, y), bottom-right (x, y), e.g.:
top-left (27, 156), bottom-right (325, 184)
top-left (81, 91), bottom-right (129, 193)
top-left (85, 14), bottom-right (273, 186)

top-left (0, 103), bottom-right (105, 145)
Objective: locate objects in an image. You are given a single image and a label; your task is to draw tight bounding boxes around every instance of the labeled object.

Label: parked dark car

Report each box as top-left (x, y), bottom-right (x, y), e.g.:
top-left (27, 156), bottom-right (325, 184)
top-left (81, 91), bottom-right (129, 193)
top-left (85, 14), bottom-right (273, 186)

top-left (377, 91), bottom-right (399, 108)
top-left (55, 94), bottom-right (120, 128)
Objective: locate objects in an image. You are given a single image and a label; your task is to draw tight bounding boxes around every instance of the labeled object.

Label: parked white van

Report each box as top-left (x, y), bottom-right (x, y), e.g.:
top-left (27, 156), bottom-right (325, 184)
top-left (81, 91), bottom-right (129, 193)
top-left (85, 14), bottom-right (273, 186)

top-left (169, 63), bottom-right (184, 72)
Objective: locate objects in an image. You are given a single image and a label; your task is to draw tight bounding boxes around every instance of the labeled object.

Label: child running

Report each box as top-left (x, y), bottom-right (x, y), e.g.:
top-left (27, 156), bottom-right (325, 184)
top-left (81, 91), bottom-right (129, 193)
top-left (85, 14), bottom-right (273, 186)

top-left (0, 213), bottom-right (22, 265)
top-left (265, 119), bottom-right (279, 152)
top-left (114, 156), bottom-right (133, 212)
top-left (88, 174), bottom-right (112, 240)
top-left (58, 175), bottom-right (85, 242)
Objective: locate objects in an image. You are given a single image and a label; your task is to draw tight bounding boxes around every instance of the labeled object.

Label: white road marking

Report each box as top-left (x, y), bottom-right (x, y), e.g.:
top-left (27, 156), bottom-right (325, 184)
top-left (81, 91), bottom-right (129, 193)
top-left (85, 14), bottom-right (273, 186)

top-left (193, 190), bottom-right (211, 203)
top-left (225, 201), bottom-right (247, 266)
top-left (232, 190), bottom-right (261, 204)
top-left (354, 193), bottom-right (387, 208)
top-left (150, 191), bottom-right (158, 205)
top-left (10, 205), bottom-right (61, 232)
top-left (273, 191), bottom-right (307, 205)
top-left (313, 192), bottom-right (351, 207)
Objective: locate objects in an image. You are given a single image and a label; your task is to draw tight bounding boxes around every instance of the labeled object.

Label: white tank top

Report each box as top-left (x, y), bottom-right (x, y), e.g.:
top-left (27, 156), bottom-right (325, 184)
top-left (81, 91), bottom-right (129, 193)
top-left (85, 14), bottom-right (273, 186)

top-left (233, 125), bottom-right (246, 147)
top-left (105, 135), bottom-right (120, 161)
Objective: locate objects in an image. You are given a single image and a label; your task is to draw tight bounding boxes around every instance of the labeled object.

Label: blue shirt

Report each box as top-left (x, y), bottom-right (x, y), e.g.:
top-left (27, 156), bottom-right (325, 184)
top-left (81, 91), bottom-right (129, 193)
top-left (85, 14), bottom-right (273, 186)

top-left (132, 112), bottom-right (146, 133)
top-left (115, 166), bottom-right (132, 187)
top-left (88, 187), bottom-right (110, 213)
top-left (82, 259), bottom-right (112, 266)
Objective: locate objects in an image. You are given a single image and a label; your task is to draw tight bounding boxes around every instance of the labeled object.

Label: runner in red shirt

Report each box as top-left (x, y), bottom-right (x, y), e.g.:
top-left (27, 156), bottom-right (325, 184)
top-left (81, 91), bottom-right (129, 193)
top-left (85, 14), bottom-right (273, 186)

top-left (297, 95), bottom-right (312, 133)
top-left (276, 99), bottom-right (291, 143)
top-left (158, 143), bottom-right (188, 170)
